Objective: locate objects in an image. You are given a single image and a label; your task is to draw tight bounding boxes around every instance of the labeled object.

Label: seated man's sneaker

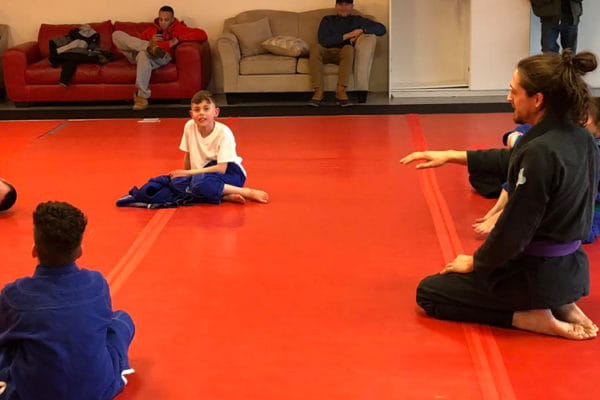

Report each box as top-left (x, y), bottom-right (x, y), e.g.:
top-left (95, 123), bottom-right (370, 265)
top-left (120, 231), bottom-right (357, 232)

top-left (147, 43), bottom-right (167, 59)
top-left (133, 95), bottom-right (149, 111)
top-left (308, 87), bottom-right (324, 107)
top-left (335, 86), bottom-right (351, 107)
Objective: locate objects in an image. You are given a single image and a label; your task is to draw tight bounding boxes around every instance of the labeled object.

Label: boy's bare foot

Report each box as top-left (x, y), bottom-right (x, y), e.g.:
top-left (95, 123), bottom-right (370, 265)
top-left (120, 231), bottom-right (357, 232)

top-left (512, 309), bottom-right (597, 340)
top-left (552, 303), bottom-right (599, 333)
top-left (243, 188), bottom-right (269, 203)
top-left (222, 194), bottom-right (246, 204)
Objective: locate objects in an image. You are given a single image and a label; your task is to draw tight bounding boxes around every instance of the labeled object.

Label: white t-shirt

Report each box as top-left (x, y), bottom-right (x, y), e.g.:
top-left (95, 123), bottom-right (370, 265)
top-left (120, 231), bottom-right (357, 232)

top-left (179, 120), bottom-right (246, 176)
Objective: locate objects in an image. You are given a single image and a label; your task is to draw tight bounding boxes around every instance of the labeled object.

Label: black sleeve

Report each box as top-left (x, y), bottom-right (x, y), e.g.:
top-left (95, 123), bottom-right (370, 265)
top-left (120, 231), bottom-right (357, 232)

top-left (474, 146), bottom-right (556, 270)
top-left (356, 16), bottom-right (387, 36)
top-left (466, 148), bottom-right (511, 198)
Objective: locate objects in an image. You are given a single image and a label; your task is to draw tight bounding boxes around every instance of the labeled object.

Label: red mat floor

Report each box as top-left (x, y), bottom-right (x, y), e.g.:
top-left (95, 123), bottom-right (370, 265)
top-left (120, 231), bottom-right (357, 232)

top-left (1, 114), bottom-right (599, 399)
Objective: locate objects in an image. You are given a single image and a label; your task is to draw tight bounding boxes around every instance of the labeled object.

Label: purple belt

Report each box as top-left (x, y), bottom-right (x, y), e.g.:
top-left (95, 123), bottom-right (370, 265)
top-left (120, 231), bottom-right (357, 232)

top-left (523, 240), bottom-right (581, 257)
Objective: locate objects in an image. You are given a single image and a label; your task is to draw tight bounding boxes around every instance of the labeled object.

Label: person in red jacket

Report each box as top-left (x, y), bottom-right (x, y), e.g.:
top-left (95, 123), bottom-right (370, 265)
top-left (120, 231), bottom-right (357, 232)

top-left (112, 5), bottom-right (207, 110)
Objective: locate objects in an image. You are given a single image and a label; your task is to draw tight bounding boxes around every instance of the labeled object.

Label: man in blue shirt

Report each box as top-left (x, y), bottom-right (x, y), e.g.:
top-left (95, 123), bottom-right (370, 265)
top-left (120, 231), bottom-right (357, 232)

top-left (308, 0), bottom-right (386, 106)
top-left (0, 201), bottom-right (135, 400)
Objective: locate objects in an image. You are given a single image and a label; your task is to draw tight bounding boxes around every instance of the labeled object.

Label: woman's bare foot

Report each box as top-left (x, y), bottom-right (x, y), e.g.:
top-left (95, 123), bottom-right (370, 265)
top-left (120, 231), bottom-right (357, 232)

top-left (512, 309), bottom-right (597, 340)
top-left (552, 303), bottom-right (599, 333)
top-left (222, 194), bottom-right (246, 204)
top-left (243, 188), bottom-right (269, 203)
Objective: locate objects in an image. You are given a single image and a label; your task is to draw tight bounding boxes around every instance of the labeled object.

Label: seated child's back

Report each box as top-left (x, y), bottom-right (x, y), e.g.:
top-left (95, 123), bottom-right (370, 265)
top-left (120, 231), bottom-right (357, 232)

top-left (0, 202), bottom-right (134, 400)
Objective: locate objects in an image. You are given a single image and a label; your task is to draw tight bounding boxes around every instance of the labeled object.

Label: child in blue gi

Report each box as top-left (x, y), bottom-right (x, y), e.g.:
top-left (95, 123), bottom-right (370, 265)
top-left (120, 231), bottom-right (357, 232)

top-left (169, 91), bottom-right (269, 204)
top-left (0, 201), bottom-right (135, 400)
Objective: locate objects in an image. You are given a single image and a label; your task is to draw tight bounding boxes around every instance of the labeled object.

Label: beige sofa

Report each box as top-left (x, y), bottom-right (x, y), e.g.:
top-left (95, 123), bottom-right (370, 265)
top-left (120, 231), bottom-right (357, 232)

top-left (217, 9), bottom-right (379, 103)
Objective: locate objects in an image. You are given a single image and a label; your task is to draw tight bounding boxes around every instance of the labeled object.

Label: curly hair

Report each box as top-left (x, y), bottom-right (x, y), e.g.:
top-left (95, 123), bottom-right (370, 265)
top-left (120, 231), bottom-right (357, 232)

top-left (33, 201), bottom-right (87, 266)
top-left (517, 50), bottom-right (597, 124)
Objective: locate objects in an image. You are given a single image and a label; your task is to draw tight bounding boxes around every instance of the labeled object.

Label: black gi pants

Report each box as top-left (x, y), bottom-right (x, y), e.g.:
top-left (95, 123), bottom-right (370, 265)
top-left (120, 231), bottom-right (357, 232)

top-left (416, 250), bottom-right (590, 328)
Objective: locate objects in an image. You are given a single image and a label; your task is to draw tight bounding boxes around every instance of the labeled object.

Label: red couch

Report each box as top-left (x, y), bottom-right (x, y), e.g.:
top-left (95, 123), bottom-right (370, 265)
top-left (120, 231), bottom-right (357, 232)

top-left (2, 20), bottom-right (211, 105)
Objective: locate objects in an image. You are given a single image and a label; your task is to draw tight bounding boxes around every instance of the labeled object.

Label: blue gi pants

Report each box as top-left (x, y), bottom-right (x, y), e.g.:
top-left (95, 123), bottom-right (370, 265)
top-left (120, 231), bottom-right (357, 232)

top-left (189, 161), bottom-right (246, 204)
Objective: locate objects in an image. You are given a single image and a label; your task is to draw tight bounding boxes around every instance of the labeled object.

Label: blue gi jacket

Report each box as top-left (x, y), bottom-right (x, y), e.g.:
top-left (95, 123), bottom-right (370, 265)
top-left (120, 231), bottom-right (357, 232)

top-left (0, 264), bottom-right (130, 400)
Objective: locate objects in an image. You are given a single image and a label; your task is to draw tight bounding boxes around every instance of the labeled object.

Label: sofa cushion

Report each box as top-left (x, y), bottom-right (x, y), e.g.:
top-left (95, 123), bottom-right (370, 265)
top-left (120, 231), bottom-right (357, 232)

top-left (262, 36), bottom-right (309, 57)
top-left (230, 17), bottom-right (272, 57)
top-left (37, 20), bottom-right (113, 59)
top-left (25, 59), bottom-right (103, 84)
top-left (240, 54), bottom-right (297, 75)
top-left (100, 58), bottom-right (177, 83)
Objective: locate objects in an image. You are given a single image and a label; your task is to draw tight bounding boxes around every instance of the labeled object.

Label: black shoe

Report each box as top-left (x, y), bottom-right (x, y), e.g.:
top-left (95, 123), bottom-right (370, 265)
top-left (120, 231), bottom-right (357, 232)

top-left (308, 98), bottom-right (322, 107)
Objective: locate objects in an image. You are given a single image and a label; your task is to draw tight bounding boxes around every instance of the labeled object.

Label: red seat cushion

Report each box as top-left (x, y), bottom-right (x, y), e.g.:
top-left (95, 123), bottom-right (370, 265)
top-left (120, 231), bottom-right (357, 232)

top-left (37, 20), bottom-right (114, 59)
top-left (25, 59), bottom-right (102, 84)
top-left (101, 58), bottom-right (177, 84)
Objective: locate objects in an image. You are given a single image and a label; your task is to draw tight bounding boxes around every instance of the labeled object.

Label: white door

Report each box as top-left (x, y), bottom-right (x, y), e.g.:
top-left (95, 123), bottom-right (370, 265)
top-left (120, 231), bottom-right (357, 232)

top-left (389, 0), bottom-right (470, 91)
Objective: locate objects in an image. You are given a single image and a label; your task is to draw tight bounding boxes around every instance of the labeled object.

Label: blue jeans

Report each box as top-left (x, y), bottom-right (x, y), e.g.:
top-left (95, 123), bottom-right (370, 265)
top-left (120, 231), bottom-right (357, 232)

top-left (540, 18), bottom-right (578, 53)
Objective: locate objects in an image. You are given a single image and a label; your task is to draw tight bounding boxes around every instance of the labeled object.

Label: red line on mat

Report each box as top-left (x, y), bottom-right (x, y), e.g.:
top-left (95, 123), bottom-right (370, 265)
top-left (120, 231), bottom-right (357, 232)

top-left (107, 209), bottom-right (177, 294)
top-left (407, 114), bottom-right (516, 400)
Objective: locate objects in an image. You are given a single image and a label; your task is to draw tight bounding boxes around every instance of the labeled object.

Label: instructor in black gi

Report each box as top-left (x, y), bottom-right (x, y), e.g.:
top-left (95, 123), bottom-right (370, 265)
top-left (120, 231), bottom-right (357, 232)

top-left (401, 50), bottom-right (599, 340)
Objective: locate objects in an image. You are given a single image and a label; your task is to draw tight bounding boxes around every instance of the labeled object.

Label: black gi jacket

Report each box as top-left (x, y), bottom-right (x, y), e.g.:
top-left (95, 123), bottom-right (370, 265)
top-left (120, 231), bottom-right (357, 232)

top-left (466, 115), bottom-right (598, 307)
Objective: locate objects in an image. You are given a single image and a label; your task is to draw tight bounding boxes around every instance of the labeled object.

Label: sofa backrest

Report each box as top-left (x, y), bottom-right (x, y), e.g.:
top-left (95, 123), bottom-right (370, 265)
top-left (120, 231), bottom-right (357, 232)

top-left (223, 8), bottom-right (373, 47)
top-left (37, 20), bottom-right (114, 59)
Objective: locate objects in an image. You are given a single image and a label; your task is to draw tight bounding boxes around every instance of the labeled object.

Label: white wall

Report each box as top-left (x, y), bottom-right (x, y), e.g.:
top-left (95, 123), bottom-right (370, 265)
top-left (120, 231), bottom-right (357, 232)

top-left (529, 2), bottom-right (600, 87)
top-left (469, 0), bottom-right (531, 90)
top-left (0, 0), bottom-right (389, 92)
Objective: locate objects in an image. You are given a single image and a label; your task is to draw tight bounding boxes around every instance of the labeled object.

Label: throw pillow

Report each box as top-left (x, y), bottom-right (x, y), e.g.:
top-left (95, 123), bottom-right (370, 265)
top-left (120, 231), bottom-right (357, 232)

top-left (261, 36), bottom-right (310, 57)
top-left (230, 17), bottom-right (273, 57)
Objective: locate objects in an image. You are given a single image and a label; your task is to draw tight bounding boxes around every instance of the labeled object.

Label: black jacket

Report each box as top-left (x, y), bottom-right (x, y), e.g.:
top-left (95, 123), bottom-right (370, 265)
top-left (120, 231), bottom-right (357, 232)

top-left (531, 0), bottom-right (583, 24)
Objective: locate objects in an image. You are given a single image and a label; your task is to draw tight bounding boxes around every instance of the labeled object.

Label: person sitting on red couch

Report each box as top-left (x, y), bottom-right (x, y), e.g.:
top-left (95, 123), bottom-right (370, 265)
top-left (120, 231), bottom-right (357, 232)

top-left (112, 5), bottom-right (207, 110)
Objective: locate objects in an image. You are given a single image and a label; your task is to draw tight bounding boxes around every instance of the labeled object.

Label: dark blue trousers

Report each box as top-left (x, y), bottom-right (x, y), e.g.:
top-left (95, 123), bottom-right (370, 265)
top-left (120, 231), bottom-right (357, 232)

top-left (540, 17), bottom-right (578, 53)
top-left (189, 161), bottom-right (246, 204)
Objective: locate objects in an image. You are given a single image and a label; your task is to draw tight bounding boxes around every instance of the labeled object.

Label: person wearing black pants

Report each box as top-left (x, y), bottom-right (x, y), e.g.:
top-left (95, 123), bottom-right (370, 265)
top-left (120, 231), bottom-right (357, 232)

top-left (401, 50), bottom-right (599, 340)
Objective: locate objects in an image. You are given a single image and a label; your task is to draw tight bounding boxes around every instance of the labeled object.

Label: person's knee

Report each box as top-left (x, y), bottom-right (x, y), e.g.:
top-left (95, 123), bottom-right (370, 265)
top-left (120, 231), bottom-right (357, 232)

top-left (415, 275), bottom-right (441, 316)
top-left (341, 44), bottom-right (354, 57)
top-left (112, 310), bottom-right (136, 341)
top-left (112, 30), bottom-right (126, 44)
top-left (309, 44), bottom-right (324, 59)
top-left (190, 174), bottom-right (223, 201)
top-left (135, 51), bottom-right (150, 64)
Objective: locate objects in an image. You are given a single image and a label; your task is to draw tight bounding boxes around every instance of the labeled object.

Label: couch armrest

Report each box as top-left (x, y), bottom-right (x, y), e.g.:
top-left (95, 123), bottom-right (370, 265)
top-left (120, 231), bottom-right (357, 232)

top-left (0, 25), bottom-right (8, 87)
top-left (4, 41), bottom-right (42, 65)
top-left (353, 34), bottom-right (377, 91)
top-left (175, 41), bottom-right (211, 94)
top-left (3, 42), bottom-right (42, 101)
top-left (216, 32), bottom-right (241, 92)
